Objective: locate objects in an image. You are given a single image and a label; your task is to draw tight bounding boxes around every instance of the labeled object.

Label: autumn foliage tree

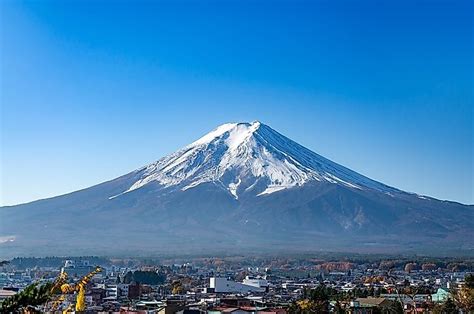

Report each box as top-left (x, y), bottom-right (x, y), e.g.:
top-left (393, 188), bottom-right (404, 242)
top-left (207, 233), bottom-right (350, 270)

top-left (288, 284), bottom-right (342, 314)
top-left (171, 280), bottom-right (184, 295)
top-left (454, 273), bottom-right (474, 312)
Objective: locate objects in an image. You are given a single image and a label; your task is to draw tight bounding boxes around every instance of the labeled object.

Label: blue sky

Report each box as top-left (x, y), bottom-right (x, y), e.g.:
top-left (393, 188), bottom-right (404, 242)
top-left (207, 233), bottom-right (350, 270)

top-left (1, 0), bottom-right (472, 205)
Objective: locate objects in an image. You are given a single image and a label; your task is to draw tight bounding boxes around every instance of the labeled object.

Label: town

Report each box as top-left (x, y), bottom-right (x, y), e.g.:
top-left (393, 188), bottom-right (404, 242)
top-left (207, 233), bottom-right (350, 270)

top-left (0, 254), bottom-right (472, 313)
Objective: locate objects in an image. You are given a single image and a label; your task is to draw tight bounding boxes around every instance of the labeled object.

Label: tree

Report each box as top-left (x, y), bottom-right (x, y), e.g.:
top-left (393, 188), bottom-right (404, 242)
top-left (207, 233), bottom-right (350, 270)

top-left (454, 274), bottom-right (474, 312)
top-left (288, 284), bottom-right (337, 314)
top-left (171, 280), bottom-right (184, 295)
top-left (388, 300), bottom-right (404, 314)
top-left (333, 301), bottom-right (345, 314)
top-left (421, 263), bottom-right (437, 271)
top-left (0, 282), bottom-right (53, 313)
top-left (442, 298), bottom-right (458, 314)
top-left (122, 270), bottom-right (165, 285)
top-left (465, 273), bottom-right (474, 289)
top-left (123, 271), bottom-right (134, 283)
top-left (404, 263), bottom-right (417, 273)
top-left (287, 301), bottom-right (302, 314)
top-left (308, 284), bottom-right (336, 313)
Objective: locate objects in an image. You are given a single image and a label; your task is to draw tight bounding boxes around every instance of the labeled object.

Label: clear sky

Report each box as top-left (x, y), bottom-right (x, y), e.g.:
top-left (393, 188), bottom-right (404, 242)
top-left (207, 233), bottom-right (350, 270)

top-left (1, 0), bottom-right (473, 205)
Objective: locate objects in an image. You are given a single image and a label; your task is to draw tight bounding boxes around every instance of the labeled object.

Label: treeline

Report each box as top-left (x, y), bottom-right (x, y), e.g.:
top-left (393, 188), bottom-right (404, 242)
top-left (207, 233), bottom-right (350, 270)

top-left (122, 270), bottom-right (166, 285)
top-left (378, 260), bottom-right (474, 272)
top-left (288, 284), bottom-right (403, 314)
top-left (8, 256), bottom-right (110, 269)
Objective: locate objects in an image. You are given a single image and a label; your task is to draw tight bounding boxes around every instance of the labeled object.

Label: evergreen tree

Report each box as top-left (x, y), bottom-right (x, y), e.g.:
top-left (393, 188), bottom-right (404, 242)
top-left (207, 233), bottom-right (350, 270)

top-left (0, 282), bottom-right (53, 313)
top-left (123, 271), bottom-right (134, 284)
top-left (334, 301), bottom-right (345, 314)
top-left (442, 298), bottom-right (458, 314)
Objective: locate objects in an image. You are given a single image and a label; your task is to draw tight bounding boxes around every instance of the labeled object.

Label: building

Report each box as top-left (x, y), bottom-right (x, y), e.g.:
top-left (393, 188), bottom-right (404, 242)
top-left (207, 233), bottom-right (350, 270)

top-left (431, 288), bottom-right (450, 303)
top-left (209, 277), bottom-right (266, 293)
top-left (242, 276), bottom-right (269, 291)
top-left (355, 298), bottom-right (393, 310)
top-left (0, 289), bottom-right (16, 301)
top-left (61, 260), bottom-right (95, 278)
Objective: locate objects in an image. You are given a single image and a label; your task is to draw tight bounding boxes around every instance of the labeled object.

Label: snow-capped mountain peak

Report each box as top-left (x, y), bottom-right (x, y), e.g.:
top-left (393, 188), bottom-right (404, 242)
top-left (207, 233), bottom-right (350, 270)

top-left (189, 121), bottom-right (261, 149)
top-left (116, 121), bottom-right (397, 199)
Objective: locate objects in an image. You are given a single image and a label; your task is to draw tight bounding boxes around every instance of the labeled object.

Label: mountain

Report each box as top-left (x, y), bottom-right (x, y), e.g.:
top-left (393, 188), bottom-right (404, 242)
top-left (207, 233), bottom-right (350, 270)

top-left (1, 121), bottom-right (473, 257)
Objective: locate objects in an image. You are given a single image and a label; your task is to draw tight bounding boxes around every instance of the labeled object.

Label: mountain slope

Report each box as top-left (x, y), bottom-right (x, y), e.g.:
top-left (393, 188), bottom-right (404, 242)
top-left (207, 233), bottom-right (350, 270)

top-left (1, 121), bottom-right (472, 257)
top-left (115, 121), bottom-right (397, 199)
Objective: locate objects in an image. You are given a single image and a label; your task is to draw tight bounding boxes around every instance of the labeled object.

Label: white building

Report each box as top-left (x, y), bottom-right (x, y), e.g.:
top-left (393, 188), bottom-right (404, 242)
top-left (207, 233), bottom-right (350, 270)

top-left (209, 277), bottom-right (266, 293)
top-left (242, 276), bottom-right (268, 289)
top-left (105, 284), bottom-right (118, 300)
top-left (61, 260), bottom-right (94, 278)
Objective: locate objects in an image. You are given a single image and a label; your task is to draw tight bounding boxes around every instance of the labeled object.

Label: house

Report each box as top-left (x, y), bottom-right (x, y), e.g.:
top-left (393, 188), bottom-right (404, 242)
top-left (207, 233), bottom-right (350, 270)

top-left (342, 300), bottom-right (375, 314)
top-left (134, 300), bottom-right (165, 311)
top-left (208, 307), bottom-right (255, 314)
top-left (431, 288), bottom-right (450, 303)
top-left (355, 297), bottom-right (392, 308)
top-left (0, 289), bottom-right (16, 301)
top-left (258, 309), bottom-right (287, 314)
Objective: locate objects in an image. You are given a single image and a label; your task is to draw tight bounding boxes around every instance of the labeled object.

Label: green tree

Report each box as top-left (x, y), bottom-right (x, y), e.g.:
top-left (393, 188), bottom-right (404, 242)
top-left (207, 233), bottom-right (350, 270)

top-left (387, 301), bottom-right (404, 314)
top-left (0, 282), bottom-right (53, 313)
top-left (123, 271), bottom-right (134, 283)
top-left (122, 270), bottom-right (165, 285)
top-left (333, 301), bottom-right (345, 314)
top-left (465, 273), bottom-right (474, 289)
top-left (288, 284), bottom-right (339, 314)
top-left (442, 298), bottom-right (458, 314)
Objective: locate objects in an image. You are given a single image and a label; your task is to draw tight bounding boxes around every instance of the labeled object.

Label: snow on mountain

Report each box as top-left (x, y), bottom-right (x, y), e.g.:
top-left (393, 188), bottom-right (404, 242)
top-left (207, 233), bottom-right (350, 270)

top-left (114, 121), bottom-right (398, 199)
